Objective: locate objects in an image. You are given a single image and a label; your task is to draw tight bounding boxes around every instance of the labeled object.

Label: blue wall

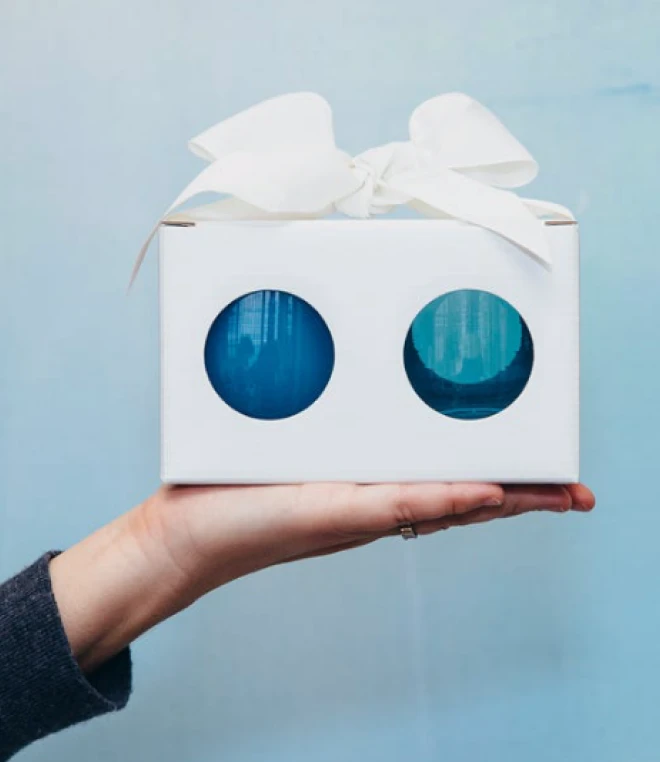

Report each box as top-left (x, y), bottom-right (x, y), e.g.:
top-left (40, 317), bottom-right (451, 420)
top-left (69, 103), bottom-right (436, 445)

top-left (1, 1), bottom-right (659, 760)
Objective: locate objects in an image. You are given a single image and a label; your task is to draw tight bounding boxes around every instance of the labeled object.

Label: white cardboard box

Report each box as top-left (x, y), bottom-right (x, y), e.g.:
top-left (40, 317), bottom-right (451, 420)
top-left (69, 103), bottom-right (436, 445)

top-left (160, 219), bottom-right (579, 484)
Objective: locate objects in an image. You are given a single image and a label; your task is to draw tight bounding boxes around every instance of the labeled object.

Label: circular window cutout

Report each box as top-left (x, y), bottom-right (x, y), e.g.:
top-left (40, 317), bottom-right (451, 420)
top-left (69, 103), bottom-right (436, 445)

top-left (403, 289), bottom-right (534, 420)
top-left (204, 290), bottom-right (335, 420)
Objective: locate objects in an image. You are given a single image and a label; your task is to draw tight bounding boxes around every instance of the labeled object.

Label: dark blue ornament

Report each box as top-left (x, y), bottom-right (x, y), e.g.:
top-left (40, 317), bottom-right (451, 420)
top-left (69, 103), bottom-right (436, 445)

top-left (205, 290), bottom-right (335, 420)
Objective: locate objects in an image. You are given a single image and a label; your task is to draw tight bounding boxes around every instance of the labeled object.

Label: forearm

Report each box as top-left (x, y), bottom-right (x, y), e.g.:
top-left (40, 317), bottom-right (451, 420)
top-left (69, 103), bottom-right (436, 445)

top-left (48, 485), bottom-right (283, 673)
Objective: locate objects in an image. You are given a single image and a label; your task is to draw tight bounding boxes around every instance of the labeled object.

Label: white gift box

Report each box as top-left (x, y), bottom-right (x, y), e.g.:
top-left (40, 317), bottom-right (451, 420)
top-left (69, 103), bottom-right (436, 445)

top-left (159, 218), bottom-right (579, 484)
top-left (132, 91), bottom-right (580, 484)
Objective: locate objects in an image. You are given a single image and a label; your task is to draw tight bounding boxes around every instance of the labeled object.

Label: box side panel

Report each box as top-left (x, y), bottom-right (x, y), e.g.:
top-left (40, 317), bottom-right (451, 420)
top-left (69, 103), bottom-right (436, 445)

top-left (159, 229), bottom-right (168, 481)
top-left (549, 223), bottom-right (580, 482)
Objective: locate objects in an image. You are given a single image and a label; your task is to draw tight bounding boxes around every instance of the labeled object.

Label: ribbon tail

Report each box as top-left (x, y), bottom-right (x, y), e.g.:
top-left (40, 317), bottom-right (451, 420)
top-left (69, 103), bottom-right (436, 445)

top-left (128, 161), bottom-right (229, 289)
top-left (129, 221), bottom-right (161, 290)
top-left (129, 150), bottom-right (358, 288)
top-left (390, 169), bottom-right (553, 266)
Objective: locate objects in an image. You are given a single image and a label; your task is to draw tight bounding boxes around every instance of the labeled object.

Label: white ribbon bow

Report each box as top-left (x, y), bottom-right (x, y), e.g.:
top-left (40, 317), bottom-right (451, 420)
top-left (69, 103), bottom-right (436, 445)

top-left (132, 91), bottom-right (573, 284)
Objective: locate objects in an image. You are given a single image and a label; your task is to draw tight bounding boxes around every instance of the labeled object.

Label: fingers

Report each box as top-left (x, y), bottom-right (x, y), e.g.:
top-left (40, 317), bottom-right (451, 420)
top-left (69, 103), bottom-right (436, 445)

top-left (404, 484), bottom-right (592, 536)
top-left (564, 483), bottom-right (596, 511)
top-left (498, 484), bottom-right (573, 514)
top-left (322, 482), bottom-right (506, 538)
top-left (276, 482), bottom-right (595, 564)
top-left (411, 501), bottom-right (548, 536)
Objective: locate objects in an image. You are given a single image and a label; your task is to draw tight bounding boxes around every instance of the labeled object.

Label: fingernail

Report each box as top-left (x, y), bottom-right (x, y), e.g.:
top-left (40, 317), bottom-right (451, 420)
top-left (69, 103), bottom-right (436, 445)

top-left (482, 497), bottom-right (503, 507)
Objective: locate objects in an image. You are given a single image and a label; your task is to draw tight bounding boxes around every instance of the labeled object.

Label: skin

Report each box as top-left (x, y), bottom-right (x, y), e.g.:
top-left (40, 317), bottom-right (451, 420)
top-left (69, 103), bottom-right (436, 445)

top-left (49, 482), bottom-right (595, 674)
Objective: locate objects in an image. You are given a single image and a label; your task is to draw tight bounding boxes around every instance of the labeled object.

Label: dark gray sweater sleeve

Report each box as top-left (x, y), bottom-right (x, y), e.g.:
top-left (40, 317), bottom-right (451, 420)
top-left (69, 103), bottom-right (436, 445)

top-left (0, 553), bottom-right (132, 759)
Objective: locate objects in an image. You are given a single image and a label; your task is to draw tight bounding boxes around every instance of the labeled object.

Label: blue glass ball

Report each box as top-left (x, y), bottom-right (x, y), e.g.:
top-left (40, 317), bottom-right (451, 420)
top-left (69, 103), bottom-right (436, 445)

top-left (204, 290), bottom-right (335, 420)
top-left (403, 289), bottom-right (534, 420)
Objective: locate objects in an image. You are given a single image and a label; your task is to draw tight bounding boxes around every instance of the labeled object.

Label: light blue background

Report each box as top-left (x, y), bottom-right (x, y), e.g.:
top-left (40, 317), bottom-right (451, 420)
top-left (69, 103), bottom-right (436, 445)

top-left (1, 1), bottom-right (658, 760)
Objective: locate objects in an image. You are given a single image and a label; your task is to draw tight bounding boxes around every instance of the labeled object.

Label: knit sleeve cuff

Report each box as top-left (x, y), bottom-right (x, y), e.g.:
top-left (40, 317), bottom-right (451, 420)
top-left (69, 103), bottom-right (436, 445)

top-left (0, 552), bottom-right (132, 757)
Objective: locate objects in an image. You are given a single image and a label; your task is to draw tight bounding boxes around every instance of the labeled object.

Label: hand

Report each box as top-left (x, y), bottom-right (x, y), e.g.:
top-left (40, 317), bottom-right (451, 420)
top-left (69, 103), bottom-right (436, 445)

top-left (50, 482), bottom-right (594, 673)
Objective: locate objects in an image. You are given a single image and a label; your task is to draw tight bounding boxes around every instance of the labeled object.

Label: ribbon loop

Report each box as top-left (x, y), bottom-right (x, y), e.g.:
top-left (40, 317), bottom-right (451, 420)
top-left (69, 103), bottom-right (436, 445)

top-left (409, 92), bottom-right (539, 188)
top-left (189, 91), bottom-right (340, 160)
top-left (132, 91), bottom-right (573, 285)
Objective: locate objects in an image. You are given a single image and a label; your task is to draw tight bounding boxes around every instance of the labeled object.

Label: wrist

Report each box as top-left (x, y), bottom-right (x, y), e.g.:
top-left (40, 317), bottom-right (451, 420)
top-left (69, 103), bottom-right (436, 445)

top-left (49, 500), bottom-right (188, 673)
